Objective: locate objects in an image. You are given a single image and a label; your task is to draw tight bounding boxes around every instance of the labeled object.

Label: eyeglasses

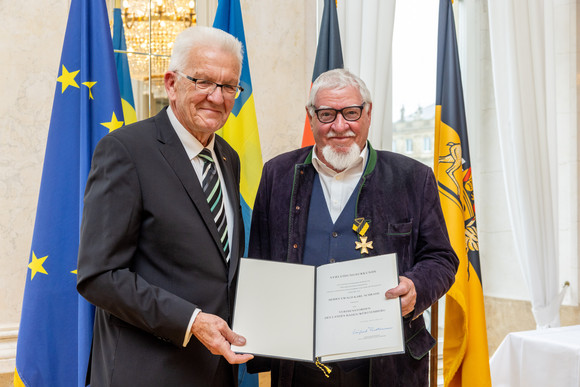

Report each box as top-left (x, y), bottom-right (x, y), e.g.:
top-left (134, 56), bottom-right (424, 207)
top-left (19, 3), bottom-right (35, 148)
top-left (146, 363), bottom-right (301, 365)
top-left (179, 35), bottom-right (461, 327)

top-left (176, 71), bottom-right (244, 99)
top-left (313, 103), bottom-right (366, 123)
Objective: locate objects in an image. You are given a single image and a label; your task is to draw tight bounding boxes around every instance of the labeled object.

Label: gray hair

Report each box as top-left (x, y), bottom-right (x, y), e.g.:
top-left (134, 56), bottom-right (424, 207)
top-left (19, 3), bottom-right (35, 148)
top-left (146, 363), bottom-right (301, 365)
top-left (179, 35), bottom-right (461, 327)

top-left (306, 69), bottom-right (373, 115)
top-left (168, 26), bottom-right (243, 74)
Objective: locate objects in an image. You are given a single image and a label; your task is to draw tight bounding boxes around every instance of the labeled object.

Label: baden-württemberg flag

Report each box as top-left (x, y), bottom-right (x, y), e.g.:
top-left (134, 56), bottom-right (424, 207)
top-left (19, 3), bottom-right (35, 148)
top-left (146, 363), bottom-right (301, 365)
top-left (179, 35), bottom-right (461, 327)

top-left (213, 0), bottom-right (263, 252)
top-left (433, 1), bottom-right (491, 386)
top-left (113, 4), bottom-right (137, 125)
top-left (301, 0), bottom-right (344, 147)
top-left (213, 2), bottom-right (262, 386)
top-left (14, 0), bottom-right (124, 385)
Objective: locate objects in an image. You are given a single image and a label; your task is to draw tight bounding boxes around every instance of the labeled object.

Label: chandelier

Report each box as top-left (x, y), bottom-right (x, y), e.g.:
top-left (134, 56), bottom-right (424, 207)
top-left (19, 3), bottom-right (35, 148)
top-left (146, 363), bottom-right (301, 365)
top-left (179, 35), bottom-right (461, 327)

top-left (119, 0), bottom-right (196, 80)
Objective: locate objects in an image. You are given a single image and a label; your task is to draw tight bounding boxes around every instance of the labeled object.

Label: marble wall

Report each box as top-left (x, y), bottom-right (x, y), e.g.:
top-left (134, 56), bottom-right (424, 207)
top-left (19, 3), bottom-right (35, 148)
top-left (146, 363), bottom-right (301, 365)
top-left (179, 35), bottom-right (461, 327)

top-left (0, 0), bottom-right (69, 320)
top-left (0, 0), bottom-right (70, 379)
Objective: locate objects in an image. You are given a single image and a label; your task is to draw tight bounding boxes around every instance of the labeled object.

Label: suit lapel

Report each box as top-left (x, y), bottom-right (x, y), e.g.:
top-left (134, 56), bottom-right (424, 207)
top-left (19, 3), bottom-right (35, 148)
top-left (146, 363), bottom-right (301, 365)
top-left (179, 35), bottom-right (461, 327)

top-left (154, 110), bottom-right (227, 262)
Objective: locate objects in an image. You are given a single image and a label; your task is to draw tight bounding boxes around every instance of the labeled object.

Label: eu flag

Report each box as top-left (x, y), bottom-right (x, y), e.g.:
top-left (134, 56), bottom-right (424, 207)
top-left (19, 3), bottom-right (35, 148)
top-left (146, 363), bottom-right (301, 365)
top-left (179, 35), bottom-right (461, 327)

top-left (213, 1), bottom-right (262, 386)
top-left (14, 0), bottom-right (124, 385)
top-left (433, 1), bottom-right (491, 386)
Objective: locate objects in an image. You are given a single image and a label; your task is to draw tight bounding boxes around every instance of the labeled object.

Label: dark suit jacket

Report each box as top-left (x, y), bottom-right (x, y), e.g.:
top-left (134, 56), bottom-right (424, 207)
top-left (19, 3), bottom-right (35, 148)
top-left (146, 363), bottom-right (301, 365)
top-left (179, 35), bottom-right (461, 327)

top-left (248, 144), bottom-right (459, 387)
top-left (77, 108), bottom-right (244, 386)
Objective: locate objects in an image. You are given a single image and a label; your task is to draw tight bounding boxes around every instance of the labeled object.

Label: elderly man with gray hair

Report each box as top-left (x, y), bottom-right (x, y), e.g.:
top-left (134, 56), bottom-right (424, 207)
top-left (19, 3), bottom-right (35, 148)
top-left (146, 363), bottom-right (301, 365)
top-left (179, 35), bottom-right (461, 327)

top-left (248, 68), bottom-right (459, 386)
top-left (77, 26), bottom-right (252, 386)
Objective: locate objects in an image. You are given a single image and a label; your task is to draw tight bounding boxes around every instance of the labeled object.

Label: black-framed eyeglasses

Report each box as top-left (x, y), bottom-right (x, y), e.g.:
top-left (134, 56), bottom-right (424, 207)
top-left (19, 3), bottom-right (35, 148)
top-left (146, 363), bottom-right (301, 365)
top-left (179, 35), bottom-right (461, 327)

top-left (176, 71), bottom-right (244, 99)
top-left (314, 103), bottom-right (366, 123)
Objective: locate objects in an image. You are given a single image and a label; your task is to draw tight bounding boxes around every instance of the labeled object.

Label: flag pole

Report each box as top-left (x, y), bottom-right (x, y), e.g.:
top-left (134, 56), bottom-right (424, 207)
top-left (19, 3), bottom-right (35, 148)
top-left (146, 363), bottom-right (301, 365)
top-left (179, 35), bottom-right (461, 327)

top-left (430, 301), bottom-right (439, 387)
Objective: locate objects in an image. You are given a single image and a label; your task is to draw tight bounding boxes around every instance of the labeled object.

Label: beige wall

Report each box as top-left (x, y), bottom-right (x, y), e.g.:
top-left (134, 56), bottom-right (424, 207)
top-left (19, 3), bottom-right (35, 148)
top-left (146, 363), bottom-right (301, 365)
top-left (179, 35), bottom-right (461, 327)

top-left (0, 0), bottom-right (69, 381)
top-left (1, 0), bottom-right (69, 323)
top-left (238, 0), bottom-right (315, 162)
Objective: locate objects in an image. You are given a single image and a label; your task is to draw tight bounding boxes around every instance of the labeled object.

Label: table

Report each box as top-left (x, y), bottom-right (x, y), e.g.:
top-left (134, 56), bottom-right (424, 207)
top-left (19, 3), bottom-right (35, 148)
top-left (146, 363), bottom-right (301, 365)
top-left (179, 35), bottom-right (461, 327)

top-left (490, 325), bottom-right (580, 387)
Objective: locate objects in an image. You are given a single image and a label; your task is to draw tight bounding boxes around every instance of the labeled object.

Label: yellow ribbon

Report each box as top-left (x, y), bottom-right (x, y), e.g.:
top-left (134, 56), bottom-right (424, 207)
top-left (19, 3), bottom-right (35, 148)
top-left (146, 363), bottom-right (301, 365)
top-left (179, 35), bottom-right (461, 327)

top-left (315, 358), bottom-right (332, 378)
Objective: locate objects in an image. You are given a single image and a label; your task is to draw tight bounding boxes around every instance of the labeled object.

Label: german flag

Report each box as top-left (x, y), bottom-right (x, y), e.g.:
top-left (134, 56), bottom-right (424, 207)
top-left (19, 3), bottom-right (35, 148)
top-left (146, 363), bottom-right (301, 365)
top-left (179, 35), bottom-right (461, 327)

top-left (301, 0), bottom-right (343, 147)
top-left (433, 1), bottom-right (491, 386)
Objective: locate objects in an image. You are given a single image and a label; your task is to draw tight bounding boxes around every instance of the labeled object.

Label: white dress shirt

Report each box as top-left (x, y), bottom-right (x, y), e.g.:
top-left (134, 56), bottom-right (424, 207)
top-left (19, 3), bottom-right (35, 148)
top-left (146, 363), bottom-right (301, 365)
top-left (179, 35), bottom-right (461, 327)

top-left (167, 106), bottom-right (234, 346)
top-left (312, 145), bottom-right (369, 223)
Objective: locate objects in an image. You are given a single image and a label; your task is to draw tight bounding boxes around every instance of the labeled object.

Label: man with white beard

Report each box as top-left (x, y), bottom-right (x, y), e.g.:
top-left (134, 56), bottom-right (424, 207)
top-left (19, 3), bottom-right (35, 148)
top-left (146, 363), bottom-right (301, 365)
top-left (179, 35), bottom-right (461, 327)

top-left (247, 68), bottom-right (458, 387)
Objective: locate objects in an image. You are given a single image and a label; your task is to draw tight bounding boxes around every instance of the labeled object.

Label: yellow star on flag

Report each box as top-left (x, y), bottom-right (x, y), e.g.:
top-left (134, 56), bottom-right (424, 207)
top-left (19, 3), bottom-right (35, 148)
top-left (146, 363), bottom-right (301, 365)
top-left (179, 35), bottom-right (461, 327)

top-left (71, 269), bottom-right (78, 275)
top-left (101, 112), bottom-right (124, 132)
top-left (82, 81), bottom-right (97, 99)
top-left (56, 65), bottom-right (80, 93)
top-left (355, 236), bottom-right (374, 255)
top-left (28, 251), bottom-right (48, 280)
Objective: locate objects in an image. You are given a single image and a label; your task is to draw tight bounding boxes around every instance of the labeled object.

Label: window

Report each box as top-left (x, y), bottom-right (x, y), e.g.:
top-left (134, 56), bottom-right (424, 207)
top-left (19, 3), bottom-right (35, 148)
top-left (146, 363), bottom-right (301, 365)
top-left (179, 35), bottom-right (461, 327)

top-left (423, 136), bottom-right (432, 152)
top-left (391, 0), bottom-right (437, 166)
top-left (405, 138), bottom-right (413, 153)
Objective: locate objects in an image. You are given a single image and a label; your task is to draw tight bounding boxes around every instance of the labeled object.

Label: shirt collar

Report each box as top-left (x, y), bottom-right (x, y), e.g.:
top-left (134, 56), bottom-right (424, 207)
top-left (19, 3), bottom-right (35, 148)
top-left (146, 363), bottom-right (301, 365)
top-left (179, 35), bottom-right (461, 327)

top-left (312, 143), bottom-right (368, 178)
top-left (167, 105), bottom-right (215, 159)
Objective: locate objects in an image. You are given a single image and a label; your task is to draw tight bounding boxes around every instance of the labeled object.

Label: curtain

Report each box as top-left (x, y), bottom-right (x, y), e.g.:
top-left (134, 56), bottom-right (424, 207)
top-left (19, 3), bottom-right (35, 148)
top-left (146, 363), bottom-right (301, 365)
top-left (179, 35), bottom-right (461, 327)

top-left (336, 0), bottom-right (396, 150)
top-left (487, 0), bottom-right (566, 328)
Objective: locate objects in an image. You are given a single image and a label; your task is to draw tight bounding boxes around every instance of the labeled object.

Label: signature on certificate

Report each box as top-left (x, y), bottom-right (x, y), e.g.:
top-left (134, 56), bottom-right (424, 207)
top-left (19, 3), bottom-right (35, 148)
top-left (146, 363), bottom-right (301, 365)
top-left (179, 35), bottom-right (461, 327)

top-left (352, 326), bottom-right (390, 335)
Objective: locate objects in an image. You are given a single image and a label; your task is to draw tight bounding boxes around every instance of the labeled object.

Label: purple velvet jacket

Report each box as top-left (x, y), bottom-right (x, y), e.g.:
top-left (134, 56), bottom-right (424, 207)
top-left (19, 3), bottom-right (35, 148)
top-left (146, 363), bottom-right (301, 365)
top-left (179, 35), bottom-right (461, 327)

top-left (248, 144), bottom-right (459, 386)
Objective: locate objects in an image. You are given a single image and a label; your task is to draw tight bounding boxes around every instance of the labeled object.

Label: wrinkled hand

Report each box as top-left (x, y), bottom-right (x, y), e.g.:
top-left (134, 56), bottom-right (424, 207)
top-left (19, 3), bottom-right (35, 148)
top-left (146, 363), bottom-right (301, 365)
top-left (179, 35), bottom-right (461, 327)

top-left (191, 312), bottom-right (254, 364)
top-left (385, 276), bottom-right (416, 317)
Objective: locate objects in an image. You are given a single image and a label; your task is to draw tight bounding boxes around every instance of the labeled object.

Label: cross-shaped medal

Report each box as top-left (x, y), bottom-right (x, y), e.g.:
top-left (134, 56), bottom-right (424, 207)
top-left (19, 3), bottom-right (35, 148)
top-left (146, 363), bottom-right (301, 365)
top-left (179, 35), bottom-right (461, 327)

top-left (355, 235), bottom-right (374, 255)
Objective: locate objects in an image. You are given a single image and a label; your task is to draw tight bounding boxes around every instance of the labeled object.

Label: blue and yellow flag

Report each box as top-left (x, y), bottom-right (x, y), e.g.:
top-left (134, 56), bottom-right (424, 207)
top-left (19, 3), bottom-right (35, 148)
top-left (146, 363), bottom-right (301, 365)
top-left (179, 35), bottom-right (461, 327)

top-left (213, 2), bottom-right (262, 386)
top-left (14, 0), bottom-right (124, 386)
top-left (113, 6), bottom-right (137, 125)
top-left (301, 0), bottom-right (343, 147)
top-left (433, 1), bottom-right (491, 386)
top-left (213, 0), bottom-right (263, 254)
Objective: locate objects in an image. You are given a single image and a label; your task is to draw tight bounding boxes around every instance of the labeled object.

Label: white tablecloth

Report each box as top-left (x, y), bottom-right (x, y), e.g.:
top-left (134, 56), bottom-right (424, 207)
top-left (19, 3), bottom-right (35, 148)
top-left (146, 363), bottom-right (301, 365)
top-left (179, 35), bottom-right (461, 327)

top-left (490, 325), bottom-right (580, 387)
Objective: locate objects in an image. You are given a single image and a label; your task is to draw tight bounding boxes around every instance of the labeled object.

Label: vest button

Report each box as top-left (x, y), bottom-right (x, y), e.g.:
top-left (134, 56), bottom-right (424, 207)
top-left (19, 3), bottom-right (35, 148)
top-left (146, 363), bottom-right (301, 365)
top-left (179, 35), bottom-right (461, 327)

top-left (293, 244), bottom-right (298, 249)
top-left (329, 258), bottom-right (336, 263)
top-left (332, 232), bottom-right (338, 238)
top-left (296, 206), bottom-right (300, 210)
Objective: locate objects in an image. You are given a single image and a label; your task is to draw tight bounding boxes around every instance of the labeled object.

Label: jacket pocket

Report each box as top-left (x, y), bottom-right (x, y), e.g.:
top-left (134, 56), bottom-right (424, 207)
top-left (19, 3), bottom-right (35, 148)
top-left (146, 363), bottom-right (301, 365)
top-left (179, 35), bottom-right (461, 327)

top-left (387, 222), bottom-right (412, 236)
top-left (405, 316), bottom-right (436, 360)
top-left (385, 221), bottom-right (413, 271)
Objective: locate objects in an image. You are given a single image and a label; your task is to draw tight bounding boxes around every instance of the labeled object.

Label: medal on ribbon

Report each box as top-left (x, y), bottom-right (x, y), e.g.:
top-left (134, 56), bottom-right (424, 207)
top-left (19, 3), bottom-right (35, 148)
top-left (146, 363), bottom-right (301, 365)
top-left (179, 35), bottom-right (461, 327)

top-left (353, 217), bottom-right (373, 255)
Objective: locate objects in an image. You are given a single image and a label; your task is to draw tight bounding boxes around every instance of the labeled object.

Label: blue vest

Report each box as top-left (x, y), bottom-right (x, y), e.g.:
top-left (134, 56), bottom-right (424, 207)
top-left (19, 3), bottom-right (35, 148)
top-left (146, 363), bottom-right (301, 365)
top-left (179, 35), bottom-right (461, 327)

top-left (302, 175), bottom-right (370, 372)
top-left (303, 175), bottom-right (361, 266)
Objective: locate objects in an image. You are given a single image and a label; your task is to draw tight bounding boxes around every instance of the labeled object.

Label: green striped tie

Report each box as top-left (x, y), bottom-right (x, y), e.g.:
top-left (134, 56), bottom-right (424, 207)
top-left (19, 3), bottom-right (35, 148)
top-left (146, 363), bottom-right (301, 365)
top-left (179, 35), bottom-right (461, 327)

top-left (199, 148), bottom-right (229, 257)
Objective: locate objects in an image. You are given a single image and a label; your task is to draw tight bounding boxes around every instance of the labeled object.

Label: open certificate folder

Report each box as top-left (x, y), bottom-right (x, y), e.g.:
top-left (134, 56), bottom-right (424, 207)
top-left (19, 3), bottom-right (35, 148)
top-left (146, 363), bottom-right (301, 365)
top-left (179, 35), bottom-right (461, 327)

top-left (231, 254), bottom-right (405, 363)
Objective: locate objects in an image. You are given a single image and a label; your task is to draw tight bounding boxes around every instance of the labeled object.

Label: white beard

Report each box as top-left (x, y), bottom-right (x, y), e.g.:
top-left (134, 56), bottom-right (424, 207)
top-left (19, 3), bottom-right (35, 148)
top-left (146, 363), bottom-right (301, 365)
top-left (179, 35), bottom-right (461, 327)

top-left (321, 142), bottom-right (361, 171)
